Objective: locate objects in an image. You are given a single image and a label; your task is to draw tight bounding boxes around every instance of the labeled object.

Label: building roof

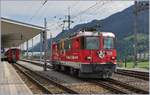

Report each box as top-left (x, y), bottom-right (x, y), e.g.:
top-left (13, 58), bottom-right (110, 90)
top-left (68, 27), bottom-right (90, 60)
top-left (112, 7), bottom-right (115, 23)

top-left (1, 17), bottom-right (45, 48)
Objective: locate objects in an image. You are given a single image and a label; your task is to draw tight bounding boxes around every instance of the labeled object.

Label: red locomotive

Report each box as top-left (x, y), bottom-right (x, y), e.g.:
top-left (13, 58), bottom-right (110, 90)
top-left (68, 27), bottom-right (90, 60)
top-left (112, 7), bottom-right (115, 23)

top-left (5, 48), bottom-right (20, 63)
top-left (51, 30), bottom-right (117, 78)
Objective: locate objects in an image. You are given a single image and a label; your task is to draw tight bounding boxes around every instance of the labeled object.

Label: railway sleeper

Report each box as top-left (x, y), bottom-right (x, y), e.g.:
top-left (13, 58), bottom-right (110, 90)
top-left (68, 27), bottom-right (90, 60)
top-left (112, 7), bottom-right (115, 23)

top-left (16, 63), bottom-right (79, 94)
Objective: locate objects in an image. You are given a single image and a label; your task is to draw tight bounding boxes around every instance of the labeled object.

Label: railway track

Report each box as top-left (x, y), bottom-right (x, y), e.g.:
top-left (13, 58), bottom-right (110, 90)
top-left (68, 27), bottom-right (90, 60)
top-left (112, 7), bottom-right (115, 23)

top-left (14, 63), bottom-right (78, 94)
top-left (116, 69), bottom-right (149, 81)
top-left (19, 59), bottom-right (149, 94)
top-left (21, 59), bottom-right (149, 81)
top-left (13, 64), bottom-right (52, 94)
top-left (89, 78), bottom-right (149, 94)
top-left (20, 59), bottom-right (53, 69)
top-left (107, 78), bottom-right (148, 93)
top-left (91, 80), bottom-right (129, 94)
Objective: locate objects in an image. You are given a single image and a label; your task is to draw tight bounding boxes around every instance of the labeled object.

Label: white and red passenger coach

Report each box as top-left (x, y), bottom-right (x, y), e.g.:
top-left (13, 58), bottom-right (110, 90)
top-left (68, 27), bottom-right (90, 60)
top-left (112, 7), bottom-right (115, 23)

top-left (51, 30), bottom-right (117, 78)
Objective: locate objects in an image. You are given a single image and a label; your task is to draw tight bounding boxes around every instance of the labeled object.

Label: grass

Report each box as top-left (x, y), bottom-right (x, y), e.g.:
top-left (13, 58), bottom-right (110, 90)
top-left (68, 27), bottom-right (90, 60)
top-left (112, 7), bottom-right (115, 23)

top-left (118, 61), bottom-right (149, 70)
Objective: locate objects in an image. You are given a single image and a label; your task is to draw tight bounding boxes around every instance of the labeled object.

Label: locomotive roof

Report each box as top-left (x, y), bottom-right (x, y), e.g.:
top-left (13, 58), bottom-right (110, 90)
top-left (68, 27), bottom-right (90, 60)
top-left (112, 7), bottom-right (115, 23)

top-left (54, 31), bottom-right (115, 44)
top-left (1, 17), bottom-right (45, 48)
top-left (76, 31), bottom-right (115, 37)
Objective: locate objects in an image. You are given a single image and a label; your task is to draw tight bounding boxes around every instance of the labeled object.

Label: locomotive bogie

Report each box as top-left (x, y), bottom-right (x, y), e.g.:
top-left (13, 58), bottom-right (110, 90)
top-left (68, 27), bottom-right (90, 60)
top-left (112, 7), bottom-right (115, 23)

top-left (52, 61), bottom-right (116, 78)
top-left (79, 63), bottom-right (116, 78)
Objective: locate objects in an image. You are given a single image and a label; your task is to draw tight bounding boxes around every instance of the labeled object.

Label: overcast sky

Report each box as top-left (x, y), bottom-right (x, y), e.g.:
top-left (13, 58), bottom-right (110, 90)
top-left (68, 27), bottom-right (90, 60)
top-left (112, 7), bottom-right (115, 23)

top-left (1, 0), bottom-right (134, 49)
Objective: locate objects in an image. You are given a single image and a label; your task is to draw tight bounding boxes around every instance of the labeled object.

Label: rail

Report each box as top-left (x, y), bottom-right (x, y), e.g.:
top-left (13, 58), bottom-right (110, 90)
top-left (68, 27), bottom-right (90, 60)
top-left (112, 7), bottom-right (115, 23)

top-left (16, 63), bottom-right (79, 94)
top-left (116, 69), bottom-right (149, 81)
top-left (13, 64), bottom-right (52, 94)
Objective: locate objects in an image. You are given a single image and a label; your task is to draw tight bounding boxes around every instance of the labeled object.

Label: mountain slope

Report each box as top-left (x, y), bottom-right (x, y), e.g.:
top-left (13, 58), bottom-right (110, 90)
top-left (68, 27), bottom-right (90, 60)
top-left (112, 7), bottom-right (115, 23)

top-left (30, 5), bottom-right (149, 59)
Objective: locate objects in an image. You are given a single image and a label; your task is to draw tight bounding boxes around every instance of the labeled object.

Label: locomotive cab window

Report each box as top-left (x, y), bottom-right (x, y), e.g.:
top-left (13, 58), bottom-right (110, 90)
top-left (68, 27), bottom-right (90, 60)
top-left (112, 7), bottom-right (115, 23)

top-left (85, 36), bottom-right (99, 50)
top-left (103, 37), bottom-right (114, 49)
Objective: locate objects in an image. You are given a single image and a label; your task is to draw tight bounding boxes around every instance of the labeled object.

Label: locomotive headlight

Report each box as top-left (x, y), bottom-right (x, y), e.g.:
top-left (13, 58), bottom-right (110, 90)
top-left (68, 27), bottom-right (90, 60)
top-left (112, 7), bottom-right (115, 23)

top-left (86, 56), bottom-right (92, 60)
top-left (111, 56), bottom-right (116, 60)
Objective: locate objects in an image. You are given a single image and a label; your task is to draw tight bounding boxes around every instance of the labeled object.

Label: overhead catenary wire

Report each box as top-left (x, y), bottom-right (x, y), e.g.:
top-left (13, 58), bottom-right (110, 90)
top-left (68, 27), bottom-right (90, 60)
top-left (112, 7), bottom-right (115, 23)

top-left (36, 1), bottom-right (102, 32)
top-left (71, 1), bottom-right (102, 19)
top-left (40, 1), bottom-right (108, 35)
top-left (71, 1), bottom-right (107, 25)
top-left (70, 1), bottom-right (106, 27)
top-left (68, 1), bottom-right (80, 11)
top-left (47, 1), bottom-right (106, 32)
top-left (28, 0), bottom-right (48, 49)
top-left (90, 1), bottom-right (108, 15)
top-left (29, 0), bottom-right (48, 21)
top-left (43, 0), bottom-right (48, 6)
top-left (52, 1), bottom-right (103, 31)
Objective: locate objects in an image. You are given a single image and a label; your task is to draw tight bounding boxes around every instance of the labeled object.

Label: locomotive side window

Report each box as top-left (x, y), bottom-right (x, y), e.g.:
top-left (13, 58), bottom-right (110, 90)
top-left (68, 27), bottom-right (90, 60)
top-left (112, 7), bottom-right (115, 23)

top-left (85, 37), bottom-right (99, 50)
top-left (57, 43), bottom-right (60, 50)
top-left (80, 37), bottom-right (85, 49)
top-left (64, 39), bottom-right (71, 50)
top-left (103, 37), bottom-right (114, 49)
top-left (61, 40), bottom-right (64, 49)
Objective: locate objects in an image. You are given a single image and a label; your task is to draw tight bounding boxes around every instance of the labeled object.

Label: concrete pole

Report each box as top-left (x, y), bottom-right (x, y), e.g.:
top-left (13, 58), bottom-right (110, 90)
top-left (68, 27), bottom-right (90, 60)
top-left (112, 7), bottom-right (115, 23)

top-left (133, 1), bottom-right (138, 68)
top-left (21, 44), bottom-right (23, 59)
top-left (68, 7), bottom-right (71, 30)
top-left (50, 32), bottom-right (52, 62)
top-left (26, 40), bottom-right (29, 59)
top-left (22, 43), bottom-right (24, 59)
top-left (23, 42), bottom-right (25, 58)
top-left (32, 38), bottom-right (33, 59)
top-left (19, 44), bottom-right (21, 59)
top-left (43, 18), bottom-right (47, 71)
top-left (40, 33), bottom-right (43, 61)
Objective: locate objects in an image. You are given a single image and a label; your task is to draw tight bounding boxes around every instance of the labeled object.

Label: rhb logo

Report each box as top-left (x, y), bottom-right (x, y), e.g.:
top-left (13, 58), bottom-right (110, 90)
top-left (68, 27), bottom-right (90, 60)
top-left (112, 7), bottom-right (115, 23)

top-left (97, 51), bottom-right (105, 58)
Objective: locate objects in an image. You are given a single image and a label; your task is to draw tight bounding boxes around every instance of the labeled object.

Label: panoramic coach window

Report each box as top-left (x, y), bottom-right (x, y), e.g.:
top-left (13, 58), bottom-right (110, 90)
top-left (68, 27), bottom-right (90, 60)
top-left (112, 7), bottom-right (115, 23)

top-left (103, 37), bottom-right (114, 49)
top-left (85, 37), bottom-right (99, 50)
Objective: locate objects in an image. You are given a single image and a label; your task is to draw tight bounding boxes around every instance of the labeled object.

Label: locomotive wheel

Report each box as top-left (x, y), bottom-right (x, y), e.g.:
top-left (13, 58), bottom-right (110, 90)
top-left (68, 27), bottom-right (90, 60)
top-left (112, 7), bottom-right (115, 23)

top-left (64, 66), bottom-right (70, 74)
top-left (60, 65), bottom-right (65, 71)
top-left (52, 64), bottom-right (55, 69)
top-left (70, 67), bottom-right (74, 75)
top-left (102, 71), bottom-right (112, 79)
top-left (70, 68), bottom-right (79, 76)
top-left (55, 64), bottom-right (61, 71)
top-left (74, 69), bottom-right (79, 77)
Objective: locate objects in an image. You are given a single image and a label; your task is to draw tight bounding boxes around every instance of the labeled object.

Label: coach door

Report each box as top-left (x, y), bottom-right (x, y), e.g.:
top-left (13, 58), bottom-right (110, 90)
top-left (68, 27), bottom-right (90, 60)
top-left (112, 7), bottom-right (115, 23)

top-left (12, 50), bottom-right (16, 62)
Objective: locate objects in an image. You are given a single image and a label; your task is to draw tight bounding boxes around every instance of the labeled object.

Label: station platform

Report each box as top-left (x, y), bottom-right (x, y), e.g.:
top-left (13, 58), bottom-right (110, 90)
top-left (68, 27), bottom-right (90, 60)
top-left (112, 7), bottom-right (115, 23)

top-left (0, 61), bottom-right (33, 95)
